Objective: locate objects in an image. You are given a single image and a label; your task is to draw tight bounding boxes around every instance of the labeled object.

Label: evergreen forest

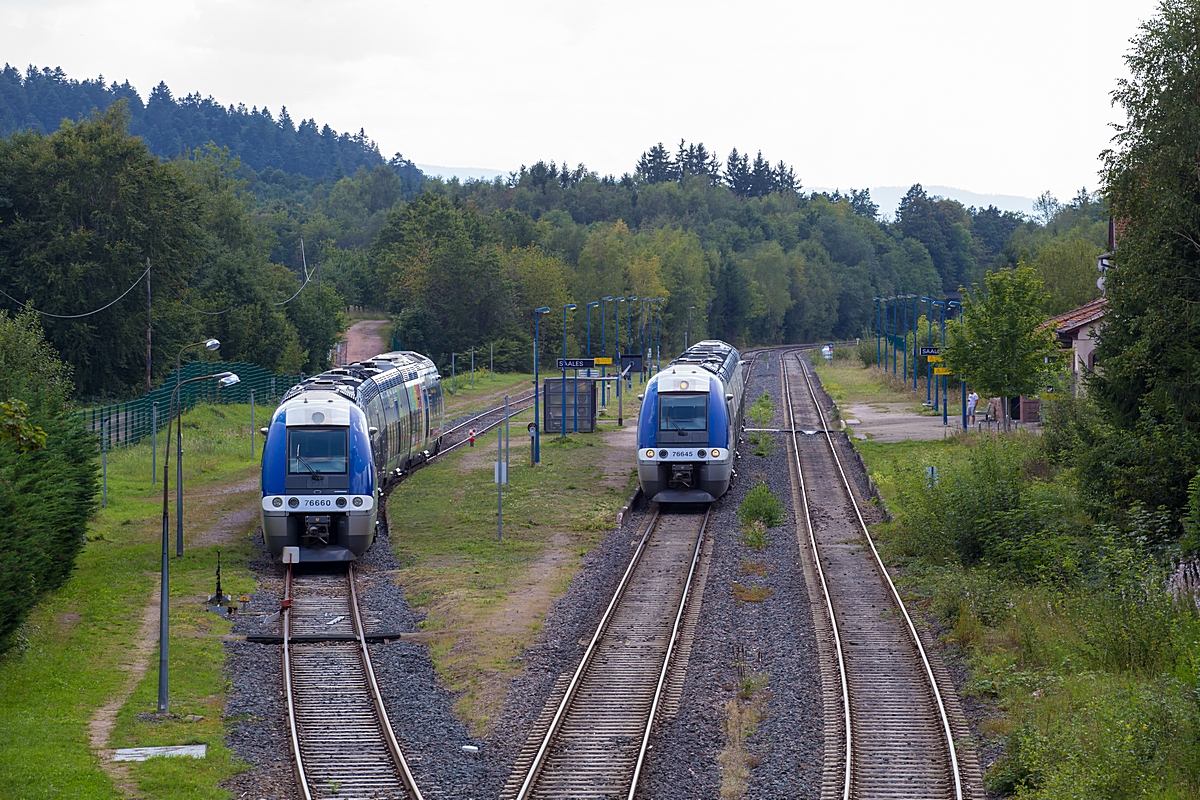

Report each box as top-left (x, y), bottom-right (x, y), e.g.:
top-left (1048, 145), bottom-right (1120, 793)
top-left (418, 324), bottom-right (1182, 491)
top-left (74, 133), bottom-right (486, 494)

top-left (0, 63), bottom-right (1110, 403)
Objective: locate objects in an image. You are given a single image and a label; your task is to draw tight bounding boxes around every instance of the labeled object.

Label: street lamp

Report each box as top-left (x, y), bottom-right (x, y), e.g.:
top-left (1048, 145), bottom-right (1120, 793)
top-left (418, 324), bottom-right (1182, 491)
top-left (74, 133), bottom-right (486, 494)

top-left (873, 298), bottom-right (882, 367)
top-left (175, 339), bottom-right (220, 557)
top-left (626, 296), bottom-right (637, 388)
top-left (921, 296), bottom-right (934, 404)
top-left (947, 301), bottom-right (961, 427)
top-left (657, 299), bottom-right (666, 371)
top-left (533, 307), bottom-right (550, 463)
top-left (159, 370), bottom-right (238, 713)
top-left (586, 301), bottom-right (599, 357)
top-left (648, 298), bottom-right (662, 373)
top-left (601, 296), bottom-right (613, 407)
top-left (686, 306), bottom-right (696, 350)
top-left (561, 304), bottom-right (577, 436)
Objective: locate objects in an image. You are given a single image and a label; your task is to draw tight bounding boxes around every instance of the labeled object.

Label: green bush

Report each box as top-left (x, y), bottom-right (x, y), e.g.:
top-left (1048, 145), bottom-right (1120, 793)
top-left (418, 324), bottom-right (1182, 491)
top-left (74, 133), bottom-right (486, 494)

top-left (856, 337), bottom-right (877, 368)
top-left (0, 311), bottom-right (98, 653)
top-left (739, 481), bottom-right (785, 530)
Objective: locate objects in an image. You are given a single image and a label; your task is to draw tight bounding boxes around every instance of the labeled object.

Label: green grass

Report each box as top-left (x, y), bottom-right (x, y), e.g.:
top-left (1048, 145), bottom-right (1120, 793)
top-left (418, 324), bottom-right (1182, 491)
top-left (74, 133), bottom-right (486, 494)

top-left (388, 407), bottom-right (637, 732)
top-left (815, 361), bottom-right (962, 417)
top-left (848, 427), bottom-right (1200, 797)
top-left (443, 372), bottom-right (536, 416)
top-left (0, 404), bottom-right (261, 799)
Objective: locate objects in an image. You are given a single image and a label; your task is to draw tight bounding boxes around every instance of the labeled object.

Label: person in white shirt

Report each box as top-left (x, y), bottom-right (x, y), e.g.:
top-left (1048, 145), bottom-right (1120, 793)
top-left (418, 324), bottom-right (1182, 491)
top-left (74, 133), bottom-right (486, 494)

top-left (966, 390), bottom-right (979, 426)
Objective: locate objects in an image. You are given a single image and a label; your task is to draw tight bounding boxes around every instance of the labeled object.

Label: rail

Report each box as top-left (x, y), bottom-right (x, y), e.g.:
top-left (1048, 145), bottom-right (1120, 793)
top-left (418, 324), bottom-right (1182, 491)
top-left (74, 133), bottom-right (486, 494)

top-left (788, 350), bottom-right (963, 799)
top-left (282, 564), bottom-right (423, 799)
top-left (512, 508), bottom-right (710, 799)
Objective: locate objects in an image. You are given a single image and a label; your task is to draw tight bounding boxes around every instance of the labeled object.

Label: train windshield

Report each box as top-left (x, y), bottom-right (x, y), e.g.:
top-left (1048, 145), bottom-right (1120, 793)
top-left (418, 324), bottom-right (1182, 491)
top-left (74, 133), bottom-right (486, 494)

top-left (659, 393), bottom-right (708, 433)
top-left (287, 428), bottom-right (348, 474)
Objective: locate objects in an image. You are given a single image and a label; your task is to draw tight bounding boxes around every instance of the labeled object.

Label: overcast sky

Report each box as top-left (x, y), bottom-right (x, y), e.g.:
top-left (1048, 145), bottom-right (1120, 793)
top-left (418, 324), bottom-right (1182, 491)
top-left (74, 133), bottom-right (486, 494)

top-left (0, 0), bottom-right (1162, 201)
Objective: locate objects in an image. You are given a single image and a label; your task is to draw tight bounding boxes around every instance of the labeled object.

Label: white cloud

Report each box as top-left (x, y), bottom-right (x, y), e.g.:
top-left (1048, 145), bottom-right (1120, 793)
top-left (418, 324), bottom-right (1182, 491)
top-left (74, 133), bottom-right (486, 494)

top-left (0, 0), bottom-right (1161, 198)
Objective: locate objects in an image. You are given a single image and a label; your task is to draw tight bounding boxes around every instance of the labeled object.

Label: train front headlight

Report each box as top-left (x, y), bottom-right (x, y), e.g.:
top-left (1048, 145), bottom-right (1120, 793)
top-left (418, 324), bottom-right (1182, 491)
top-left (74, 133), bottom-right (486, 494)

top-left (288, 497), bottom-right (299, 508)
top-left (352, 496), bottom-right (364, 507)
top-left (712, 449), bottom-right (720, 458)
top-left (336, 497), bottom-right (347, 508)
top-left (272, 497), bottom-right (283, 508)
top-left (645, 449), bottom-right (655, 458)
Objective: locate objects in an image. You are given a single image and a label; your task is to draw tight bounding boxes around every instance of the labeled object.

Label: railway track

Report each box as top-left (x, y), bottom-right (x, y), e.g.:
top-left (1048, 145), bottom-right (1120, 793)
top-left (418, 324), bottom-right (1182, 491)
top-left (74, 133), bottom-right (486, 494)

top-left (504, 509), bottom-right (710, 800)
top-left (282, 566), bottom-right (423, 800)
top-left (439, 388), bottom-right (537, 455)
top-left (781, 350), bottom-right (976, 799)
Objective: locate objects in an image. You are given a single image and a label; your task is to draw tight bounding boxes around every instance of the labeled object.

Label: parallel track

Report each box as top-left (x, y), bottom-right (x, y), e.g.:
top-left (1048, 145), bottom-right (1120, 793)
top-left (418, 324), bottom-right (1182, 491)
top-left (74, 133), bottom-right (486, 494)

top-left (507, 509), bottom-right (710, 800)
top-left (782, 350), bottom-right (964, 799)
top-left (283, 566), bottom-right (423, 800)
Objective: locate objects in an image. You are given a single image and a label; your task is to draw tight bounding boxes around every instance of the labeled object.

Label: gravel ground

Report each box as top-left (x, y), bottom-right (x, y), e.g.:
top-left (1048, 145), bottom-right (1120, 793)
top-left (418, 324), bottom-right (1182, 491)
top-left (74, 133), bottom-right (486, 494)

top-left (222, 521), bottom-right (489, 799)
top-left (478, 502), bottom-right (654, 794)
top-left (636, 351), bottom-right (825, 799)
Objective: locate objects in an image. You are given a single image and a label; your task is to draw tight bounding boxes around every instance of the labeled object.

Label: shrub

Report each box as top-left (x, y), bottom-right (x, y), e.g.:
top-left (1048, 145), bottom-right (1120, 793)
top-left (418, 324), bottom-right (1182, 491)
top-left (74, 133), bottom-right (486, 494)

top-left (855, 336), bottom-right (877, 367)
top-left (739, 482), bottom-right (785, 530)
top-left (0, 312), bottom-right (98, 653)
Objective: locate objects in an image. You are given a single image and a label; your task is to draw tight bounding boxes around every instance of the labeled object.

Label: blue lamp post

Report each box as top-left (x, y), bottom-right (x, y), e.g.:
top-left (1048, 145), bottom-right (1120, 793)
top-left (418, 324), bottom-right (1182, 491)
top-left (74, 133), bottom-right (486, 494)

top-left (948, 301), bottom-right (962, 428)
top-left (906, 295), bottom-right (917, 389)
top-left (647, 298), bottom-right (660, 374)
top-left (561, 303), bottom-right (577, 437)
top-left (586, 301), bottom-right (599, 356)
top-left (160, 370), bottom-right (238, 713)
top-left (626, 296), bottom-right (638, 388)
top-left (656, 298), bottom-right (665, 372)
top-left (921, 296), bottom-right (933, 404)
top-left (874, 298), bottom-right (882, 367)
top-left (601, 296), bottom-right (613, 407)
top-left (533, 307), bottom-right (550, 463)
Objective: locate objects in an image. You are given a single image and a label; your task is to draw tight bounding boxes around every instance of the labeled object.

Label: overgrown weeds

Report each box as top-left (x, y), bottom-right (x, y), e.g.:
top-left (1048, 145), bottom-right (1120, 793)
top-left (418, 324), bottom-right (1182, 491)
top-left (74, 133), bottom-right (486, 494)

top-left (873, 432), bottom-right (1200, 797)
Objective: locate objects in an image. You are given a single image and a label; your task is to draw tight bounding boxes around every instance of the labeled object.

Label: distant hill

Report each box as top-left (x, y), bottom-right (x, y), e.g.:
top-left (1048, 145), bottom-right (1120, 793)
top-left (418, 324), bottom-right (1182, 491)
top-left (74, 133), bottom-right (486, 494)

top-left (0, 64), bottom-right (423, 185)
top-left (811, 184), bottom-right (1036, 218)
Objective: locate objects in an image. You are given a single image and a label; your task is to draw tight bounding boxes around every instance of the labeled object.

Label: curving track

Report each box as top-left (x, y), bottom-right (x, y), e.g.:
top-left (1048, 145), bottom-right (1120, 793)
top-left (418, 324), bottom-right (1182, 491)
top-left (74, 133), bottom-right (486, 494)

top-left (504, 509), bottom-right (710, 800)
top-left (282, 566), bottom-right (423, 800)
top-left (782, 349), bottom-right (976, 799)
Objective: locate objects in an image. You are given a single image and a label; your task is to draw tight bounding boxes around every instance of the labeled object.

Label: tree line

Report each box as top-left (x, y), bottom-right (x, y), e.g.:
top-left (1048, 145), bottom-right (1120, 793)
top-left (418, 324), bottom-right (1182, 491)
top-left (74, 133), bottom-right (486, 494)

top-left (0, 64), bottom-right (425, 186)
top-left (0, 105), bottom-right (344, 399)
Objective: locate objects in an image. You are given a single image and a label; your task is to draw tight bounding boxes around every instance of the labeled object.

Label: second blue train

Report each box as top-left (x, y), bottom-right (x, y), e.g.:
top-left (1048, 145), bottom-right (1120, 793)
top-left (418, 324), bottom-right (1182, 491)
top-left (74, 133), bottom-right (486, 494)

top-left (636, 340), bottom-right (747, 503)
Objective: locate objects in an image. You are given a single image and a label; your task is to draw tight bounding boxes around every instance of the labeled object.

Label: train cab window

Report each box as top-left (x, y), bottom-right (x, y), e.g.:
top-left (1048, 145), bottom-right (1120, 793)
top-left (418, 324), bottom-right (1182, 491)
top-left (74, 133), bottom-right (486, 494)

top-left (659, 394), bottom-right (708, 433)
top-left (288, 428), bottom-right (349, 474)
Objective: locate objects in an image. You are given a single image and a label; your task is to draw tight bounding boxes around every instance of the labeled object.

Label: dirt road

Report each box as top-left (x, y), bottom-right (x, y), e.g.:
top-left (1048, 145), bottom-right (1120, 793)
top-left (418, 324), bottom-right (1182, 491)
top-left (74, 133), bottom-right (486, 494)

top-left (345, 319), bottom-right (389, 363)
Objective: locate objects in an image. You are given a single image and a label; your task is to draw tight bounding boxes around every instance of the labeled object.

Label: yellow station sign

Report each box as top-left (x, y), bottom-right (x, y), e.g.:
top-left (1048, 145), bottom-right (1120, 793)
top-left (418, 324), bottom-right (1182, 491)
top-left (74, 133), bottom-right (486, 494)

top-left (934, 367), bottom-right (953, 375)
top-left (593, 357), bottom-right (614, 365)
top-left (925, 355), bottom-right (943, 363)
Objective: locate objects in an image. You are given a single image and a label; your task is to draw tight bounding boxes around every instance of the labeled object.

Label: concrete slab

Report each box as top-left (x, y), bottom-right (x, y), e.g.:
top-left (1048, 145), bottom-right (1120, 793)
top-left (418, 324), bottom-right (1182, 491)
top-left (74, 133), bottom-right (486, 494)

top-left (843, 402), bottom-right (966, 443)
top-left (113, 744), bottom-right (207, 761)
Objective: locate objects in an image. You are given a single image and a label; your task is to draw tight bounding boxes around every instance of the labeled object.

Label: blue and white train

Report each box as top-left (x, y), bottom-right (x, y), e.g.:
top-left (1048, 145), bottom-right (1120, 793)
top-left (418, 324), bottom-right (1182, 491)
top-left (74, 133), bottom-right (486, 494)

top-left (260, 351), bottom-right (444, 562)
top-left (636, 340), bottom-right (747, 503)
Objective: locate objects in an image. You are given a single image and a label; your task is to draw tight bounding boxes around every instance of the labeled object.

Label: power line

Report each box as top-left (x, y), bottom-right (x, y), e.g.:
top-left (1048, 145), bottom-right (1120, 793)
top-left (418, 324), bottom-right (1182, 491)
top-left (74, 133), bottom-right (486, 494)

top-left (0, 265), bottom-right (151, 319)
top-left (274, 237), bottom-right (312, 306)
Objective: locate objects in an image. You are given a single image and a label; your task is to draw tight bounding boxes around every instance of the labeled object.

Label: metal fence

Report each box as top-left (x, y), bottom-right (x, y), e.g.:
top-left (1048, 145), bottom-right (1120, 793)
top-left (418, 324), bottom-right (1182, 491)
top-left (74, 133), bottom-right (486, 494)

top-left (78, 361), bottom-right (306, 450)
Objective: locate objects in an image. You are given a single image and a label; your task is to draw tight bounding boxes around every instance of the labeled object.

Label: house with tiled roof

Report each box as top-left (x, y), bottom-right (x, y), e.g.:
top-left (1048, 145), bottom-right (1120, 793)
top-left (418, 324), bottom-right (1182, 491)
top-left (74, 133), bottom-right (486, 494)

top-left (1045, 295), bottom-right (1108, 388)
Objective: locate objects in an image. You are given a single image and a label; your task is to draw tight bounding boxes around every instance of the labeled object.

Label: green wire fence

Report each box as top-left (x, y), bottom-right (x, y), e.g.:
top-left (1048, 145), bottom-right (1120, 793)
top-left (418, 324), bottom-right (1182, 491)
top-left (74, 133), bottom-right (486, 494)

top-left (78, 361), bottom-right (307, 450)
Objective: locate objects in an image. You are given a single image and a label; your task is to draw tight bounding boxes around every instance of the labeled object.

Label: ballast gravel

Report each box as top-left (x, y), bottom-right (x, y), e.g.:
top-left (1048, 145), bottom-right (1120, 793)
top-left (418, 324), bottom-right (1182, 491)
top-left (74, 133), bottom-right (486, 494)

top-left (222, 350), bottom-right (859, 799)
top-left (634, 350), bottom-right (825, 799)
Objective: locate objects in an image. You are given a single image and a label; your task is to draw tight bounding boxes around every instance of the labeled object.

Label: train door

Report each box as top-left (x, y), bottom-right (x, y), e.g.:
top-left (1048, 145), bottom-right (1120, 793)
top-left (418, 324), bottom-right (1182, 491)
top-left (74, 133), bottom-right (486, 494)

top-left (367, 396), bottom-right (386, 471)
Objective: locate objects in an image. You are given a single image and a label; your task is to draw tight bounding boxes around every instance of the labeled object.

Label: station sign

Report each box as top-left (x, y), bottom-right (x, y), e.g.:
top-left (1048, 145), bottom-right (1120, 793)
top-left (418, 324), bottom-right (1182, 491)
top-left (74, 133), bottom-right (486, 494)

top-left (919, 347), bottom-right (941, 356)
top-left (933, 367), bottom-right (953, 375)
top-left (926, 355), bottom-right (943, 363)
top-left (556, 358), bottom-right (594, 370)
